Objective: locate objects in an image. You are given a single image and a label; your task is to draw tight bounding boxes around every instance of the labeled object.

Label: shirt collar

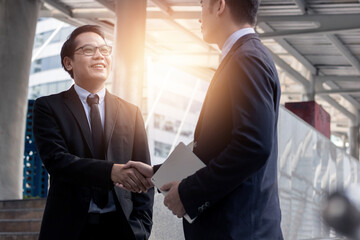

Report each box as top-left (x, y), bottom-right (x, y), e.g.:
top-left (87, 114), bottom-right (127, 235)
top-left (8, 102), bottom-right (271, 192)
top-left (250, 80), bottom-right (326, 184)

top-left (74, 84), bottom-right (106, 105)
top-left (221, 28), bottom-right (255, 61)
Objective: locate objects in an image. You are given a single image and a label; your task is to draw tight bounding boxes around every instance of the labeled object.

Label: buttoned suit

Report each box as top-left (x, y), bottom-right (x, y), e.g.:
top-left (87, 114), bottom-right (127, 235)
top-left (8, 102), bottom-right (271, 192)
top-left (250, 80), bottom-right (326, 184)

top-left (178, 34), bottom-right (283, 239)
top-left (33, 86), bottom-right (154, 240)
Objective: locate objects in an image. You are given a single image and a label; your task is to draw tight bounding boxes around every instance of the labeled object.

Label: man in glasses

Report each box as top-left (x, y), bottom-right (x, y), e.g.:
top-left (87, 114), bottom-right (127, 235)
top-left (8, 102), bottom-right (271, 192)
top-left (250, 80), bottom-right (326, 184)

top-left (33, 25), bottom-right (154, 240)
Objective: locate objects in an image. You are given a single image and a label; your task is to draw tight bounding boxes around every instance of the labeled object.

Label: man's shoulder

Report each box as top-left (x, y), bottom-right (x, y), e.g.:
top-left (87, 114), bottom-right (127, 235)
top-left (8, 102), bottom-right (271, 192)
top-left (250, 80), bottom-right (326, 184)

top-left (231, 35), bottom-right (273, 65)
top-left (35, 89), bottom-right (68, 101)
top-left (34, 88), bottom-right (73, 109)
top-left (235, 35), bottom-right (265, 54)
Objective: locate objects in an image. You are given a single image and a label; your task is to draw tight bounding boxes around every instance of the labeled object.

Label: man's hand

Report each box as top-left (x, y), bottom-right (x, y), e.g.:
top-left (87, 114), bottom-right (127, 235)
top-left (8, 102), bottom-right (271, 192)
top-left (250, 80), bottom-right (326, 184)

top-left (161, 181), bottom-right (186, 218)
top-left (111, 163), bottom-right (150, 193)
top-left (113, 161), bottom-right (154, 192)
top-left (125, 161), bottom-right (154, 178)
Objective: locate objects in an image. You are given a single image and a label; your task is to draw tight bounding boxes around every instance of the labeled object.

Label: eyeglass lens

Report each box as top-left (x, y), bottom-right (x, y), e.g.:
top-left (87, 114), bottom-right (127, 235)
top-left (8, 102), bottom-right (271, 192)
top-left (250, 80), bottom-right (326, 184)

top-left (81, 45), bottom-right (112, 56)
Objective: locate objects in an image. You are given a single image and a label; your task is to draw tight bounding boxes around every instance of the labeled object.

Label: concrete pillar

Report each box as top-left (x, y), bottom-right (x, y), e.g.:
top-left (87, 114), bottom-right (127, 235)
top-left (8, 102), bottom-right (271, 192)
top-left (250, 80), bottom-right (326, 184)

top-left (112, 0), bottom-right (147, 107)
top-left (0, 0), bottom-right (41, 200)
top-left (349, 115), bottom-right (360, 160)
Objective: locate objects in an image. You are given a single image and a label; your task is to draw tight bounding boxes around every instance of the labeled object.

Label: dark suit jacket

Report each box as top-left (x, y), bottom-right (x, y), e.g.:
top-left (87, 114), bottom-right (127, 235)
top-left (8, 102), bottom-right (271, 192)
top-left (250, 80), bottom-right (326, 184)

top-left (178, 34), bottom-right (283, 239)
top-left (33, 86), bottom-right (154, 240)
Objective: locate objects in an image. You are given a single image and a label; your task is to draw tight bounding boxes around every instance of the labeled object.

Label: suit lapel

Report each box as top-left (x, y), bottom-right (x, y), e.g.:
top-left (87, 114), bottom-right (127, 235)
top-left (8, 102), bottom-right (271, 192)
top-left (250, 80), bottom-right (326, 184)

top-left (63, 86), bottom-right (94, 156)
top-left (104, 91), bottom-right (119, 152)
top-left (194, 34), bottom-right (259, 139)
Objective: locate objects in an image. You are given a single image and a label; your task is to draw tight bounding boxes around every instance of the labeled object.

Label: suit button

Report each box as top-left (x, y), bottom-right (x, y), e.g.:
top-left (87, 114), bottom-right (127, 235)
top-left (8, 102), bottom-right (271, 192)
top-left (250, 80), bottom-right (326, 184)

top-left (198, 206), bottom-right (204, 213)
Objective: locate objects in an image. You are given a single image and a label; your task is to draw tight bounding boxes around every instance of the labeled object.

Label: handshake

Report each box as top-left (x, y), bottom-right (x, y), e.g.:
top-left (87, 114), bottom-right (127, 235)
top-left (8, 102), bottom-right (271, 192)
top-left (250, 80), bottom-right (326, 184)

top-left (111, 161), bottom-right (154, 193)
top-left (111, 161), bottom-right (186, 218)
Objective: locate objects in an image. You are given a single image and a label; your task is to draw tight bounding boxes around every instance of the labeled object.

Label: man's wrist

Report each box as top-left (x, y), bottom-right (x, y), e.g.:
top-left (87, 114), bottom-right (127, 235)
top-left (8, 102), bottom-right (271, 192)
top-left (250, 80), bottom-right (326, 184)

top-left (111, 163), bottom-right (123, 182)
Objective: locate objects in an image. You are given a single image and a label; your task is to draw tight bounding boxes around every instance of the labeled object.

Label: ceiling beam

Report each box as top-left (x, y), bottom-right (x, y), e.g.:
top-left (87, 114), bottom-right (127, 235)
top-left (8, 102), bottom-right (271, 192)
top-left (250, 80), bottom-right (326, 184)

top-left (149, 0), bottom-right (173, 15)
top-left (95, 0), bottom-right (114, 11)
top-left (44, 0), bottom-right (73, 17)
top-left (316, 89), bottom-right (360, 95)
top-left (257, 14), bottom-right (360, 39)
top-left (72, 8), bottom-right (115, 18)
top-left (146, 10), bottom-right (199, 19)
top-left (42, 1), bottom-right (90, 27)
top-left (39, 9), bottom-right (200, 19)
top-left (259, 25), bottom-right (358, 121)
top-left (319, 95), bottom-right (356, 123)
top-left (324, 82), bottom-right (360, 110)
top-left (258, 22), bottom-right (317, 74)
top-left (40, 8), bottom-right (360, 27)
top-left (259, 23), bottom-right (360, 111)
top-left (269, 51), bottom-right (310, 90)
top-left (90, 0), bottom-right (217, 54)
top-left (327, 34), bottom-right (360, 74)
top-left (257, 13), bottom-right (359, 23)
top-left (148, 0), bottom-right (218, 53)
top-left (39, 9), bottom-right (61, 18)
top-left (258, 22), bottom-right (312, 90)
top-left (316, 76), bottom-right (360, 83)
top-left (40, 8), bottom-right (115, 18)
top-left (293, 0), bottom-right (307, 15)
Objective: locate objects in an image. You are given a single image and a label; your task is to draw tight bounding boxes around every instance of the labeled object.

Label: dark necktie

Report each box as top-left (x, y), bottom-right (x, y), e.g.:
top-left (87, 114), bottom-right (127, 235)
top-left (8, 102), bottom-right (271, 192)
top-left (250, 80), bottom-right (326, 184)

top-left (87, 94), bottom-right (108, 208)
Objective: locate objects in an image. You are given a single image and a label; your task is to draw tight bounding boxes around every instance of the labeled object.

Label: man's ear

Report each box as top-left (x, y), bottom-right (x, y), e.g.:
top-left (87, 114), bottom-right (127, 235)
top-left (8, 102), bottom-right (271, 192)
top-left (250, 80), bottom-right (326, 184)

top-left (217, 0), bottom-right (226, 16)
top-left (63, 56), bottom-right (73, 71)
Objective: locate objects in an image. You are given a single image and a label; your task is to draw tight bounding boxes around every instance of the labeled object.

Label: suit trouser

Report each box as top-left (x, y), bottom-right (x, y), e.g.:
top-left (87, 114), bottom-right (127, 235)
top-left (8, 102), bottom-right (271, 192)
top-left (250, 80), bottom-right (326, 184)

top-left (79, 211), bottom-right (135, 240)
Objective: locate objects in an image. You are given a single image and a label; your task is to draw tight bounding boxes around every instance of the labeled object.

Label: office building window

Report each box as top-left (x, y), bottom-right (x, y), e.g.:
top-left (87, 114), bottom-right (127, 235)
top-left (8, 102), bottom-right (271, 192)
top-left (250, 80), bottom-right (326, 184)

top-left (30, 55), bottom-right (62, 74)
top-left (50, 26), bottom-right (75, 44)
top-left (153, 113), bottom-right (182, 134)
top-left (29, 79), bottom-right (73, 99)
top-left (154, 141), bottom-right (171, 158)
top-left (34, 30), bottom-right (54, 48)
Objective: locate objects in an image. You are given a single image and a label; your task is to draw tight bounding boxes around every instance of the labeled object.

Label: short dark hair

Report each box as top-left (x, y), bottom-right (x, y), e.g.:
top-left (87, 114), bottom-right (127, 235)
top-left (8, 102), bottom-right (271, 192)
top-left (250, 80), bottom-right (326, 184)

top-left (211, 0), bottom-right (260, 26)
top-left (60, 25), bottom-right (106, 78)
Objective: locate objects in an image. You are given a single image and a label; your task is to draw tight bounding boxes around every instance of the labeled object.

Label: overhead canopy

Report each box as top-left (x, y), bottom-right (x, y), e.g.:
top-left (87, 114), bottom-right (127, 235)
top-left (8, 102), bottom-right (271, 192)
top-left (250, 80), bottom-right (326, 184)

top-left (39, 0), bottom-right (360, 136)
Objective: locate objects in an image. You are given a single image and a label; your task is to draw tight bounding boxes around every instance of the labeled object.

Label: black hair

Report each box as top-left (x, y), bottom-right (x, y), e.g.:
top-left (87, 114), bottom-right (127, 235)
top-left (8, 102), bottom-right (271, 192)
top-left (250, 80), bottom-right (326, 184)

top-left (60, 25), bottom-right (105, 78)
top-left (211, 0), bottom-right (260, 25)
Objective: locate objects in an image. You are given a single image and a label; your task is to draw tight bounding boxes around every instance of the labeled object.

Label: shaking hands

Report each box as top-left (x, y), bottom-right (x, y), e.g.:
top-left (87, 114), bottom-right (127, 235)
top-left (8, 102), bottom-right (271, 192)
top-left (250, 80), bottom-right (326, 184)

top-left (112, 161), bottom-right (186, 218)
top-left (111, 161), bottom-right (154, 193)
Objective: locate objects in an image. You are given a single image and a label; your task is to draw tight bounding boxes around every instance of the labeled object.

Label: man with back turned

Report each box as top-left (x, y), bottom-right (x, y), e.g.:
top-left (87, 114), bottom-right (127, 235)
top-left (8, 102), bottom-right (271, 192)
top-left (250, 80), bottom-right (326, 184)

top-left (126, 0), bottom-right (283, 239)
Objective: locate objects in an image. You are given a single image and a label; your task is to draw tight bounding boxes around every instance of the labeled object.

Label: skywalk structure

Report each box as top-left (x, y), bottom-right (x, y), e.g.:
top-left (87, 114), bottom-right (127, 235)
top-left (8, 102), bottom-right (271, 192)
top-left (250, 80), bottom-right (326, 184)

top-left (0, 1), bottom-right (359, 239)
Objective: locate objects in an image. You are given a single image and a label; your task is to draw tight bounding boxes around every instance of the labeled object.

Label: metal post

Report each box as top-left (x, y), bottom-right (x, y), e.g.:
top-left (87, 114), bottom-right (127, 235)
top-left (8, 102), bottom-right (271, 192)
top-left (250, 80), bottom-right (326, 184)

top-left (0, 0), bottom-right (41, 200)
top-left (112, 0), bottom-right (147, 107)
top-left (349, 114), bottom-right (360, 160)
top-left (303, 74), bottom-right (315, 101)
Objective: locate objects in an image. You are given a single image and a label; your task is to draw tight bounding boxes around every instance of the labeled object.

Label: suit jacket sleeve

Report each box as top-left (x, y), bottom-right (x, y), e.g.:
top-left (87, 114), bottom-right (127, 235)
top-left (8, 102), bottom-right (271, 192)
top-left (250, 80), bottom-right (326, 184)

top-left (127, 107), bottom-right (155, 240)
top-left (33, 96), bottom-right (114, 189)
top-left (179, 50), bottom-right (279, 218)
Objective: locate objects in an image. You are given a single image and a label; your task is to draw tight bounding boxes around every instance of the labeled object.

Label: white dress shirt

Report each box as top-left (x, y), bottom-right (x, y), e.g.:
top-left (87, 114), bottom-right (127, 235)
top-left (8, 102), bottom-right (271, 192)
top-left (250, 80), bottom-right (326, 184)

top-left (221, 28), bottom-right (255, 62)
top-left (74, 84), bottom-right (106, 131)
top-left (74, 84), bottom-right (116, 213)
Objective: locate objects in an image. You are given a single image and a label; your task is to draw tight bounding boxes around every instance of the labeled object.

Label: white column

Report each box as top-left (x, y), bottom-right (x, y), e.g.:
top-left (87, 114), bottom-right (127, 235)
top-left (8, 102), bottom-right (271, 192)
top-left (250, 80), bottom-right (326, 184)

top-left (112, 0), bottom-right (147, 107)
top-left (0, 0), bottom-right (41, 200)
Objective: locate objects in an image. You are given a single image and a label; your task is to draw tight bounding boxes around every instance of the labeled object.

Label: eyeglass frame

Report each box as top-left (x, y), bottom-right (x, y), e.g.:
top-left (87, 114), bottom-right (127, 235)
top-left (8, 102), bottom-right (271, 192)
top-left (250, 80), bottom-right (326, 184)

top-left (74, 44), bottom-right (112, 56)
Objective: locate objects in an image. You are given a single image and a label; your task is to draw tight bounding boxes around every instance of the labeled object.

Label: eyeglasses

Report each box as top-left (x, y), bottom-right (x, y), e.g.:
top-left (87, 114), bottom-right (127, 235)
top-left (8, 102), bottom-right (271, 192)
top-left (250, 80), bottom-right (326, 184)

top-left (74, 45), bottom-right (112, 56)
